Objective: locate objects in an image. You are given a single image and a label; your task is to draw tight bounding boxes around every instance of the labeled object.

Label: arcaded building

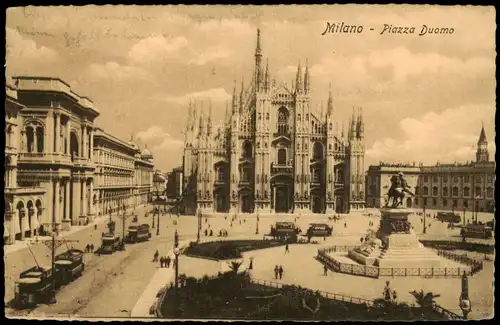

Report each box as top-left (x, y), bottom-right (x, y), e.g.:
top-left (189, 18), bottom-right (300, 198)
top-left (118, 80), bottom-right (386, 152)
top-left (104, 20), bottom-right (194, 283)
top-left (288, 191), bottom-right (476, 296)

top-left (366, 125), bottom-right (495, 213)
top-left (182, 30), bottom-right (366, 215)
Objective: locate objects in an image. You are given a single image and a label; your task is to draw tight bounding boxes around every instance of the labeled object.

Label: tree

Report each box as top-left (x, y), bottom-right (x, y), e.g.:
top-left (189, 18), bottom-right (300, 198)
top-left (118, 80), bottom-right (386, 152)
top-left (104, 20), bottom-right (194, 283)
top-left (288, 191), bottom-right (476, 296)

top-left (409, 290), bottom-right (441, 309)
top-left (228, 260), bottom-right (243, 273)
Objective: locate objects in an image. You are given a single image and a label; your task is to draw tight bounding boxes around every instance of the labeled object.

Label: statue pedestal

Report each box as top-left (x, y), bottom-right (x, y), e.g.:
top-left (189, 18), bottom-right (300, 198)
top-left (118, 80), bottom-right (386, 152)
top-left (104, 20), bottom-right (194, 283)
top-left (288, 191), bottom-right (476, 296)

top-left (348, 208), bottom-right (447, 269)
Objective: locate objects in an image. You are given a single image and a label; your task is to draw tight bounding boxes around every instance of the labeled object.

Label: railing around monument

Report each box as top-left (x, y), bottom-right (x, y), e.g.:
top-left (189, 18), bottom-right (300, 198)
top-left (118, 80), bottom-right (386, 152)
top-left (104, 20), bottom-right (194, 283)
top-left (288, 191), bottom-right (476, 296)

top-left (437, 249), bottom-right (484, 275)
top-left (317, 246), bottom-right (476, 279)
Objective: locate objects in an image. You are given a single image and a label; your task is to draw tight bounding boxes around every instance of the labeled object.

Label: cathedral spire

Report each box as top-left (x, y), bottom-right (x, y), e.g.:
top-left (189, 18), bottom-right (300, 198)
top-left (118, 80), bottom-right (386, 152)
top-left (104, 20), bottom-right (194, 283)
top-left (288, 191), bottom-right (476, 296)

top-left (304, 59), bottom-right (310, 94)
top-left (358, 107), bottom-right (364, 139)
top-left (476, 122), bottom-right (489, 162)
top-left (350, 107), bottom-right (356, 139)
top-left (198, 102), bottom-right (205, 137)
top-left (320, 101), bottom-right (324, 120)
top-left (264, 58), bottom-right (270, 91)
top-left (255, 29), bottom-right (263, 91)
top-left (232, 80), bottom-right (238, 114)
top-left (327, 84), bottom-right (333, 116)
top-left (295, 61), bottom-right (303, 94)
top-left (239, 77), bottom-right (245, 113)
top-left (225, 100), bottom-right (230, 125)
top-left (207, 100), bottom-right (212, 137)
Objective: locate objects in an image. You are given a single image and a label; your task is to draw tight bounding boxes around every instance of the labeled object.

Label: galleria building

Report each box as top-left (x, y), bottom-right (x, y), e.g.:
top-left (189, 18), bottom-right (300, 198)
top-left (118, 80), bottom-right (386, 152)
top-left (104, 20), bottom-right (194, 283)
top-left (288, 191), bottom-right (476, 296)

top-left (4, 77), bottom-right (155, 245)
top-left (182, 30), bottom-right (366, 215)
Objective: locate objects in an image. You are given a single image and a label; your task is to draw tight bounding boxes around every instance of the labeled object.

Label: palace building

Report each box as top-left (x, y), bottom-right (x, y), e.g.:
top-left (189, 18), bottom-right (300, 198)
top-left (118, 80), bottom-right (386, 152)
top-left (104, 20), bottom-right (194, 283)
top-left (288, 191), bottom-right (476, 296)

top-left (4, 77), bottom-right (154, 245)
top-left (181, 30), bottom-right (366, 215)
top-left (366, 125), bottom-right (495, 213)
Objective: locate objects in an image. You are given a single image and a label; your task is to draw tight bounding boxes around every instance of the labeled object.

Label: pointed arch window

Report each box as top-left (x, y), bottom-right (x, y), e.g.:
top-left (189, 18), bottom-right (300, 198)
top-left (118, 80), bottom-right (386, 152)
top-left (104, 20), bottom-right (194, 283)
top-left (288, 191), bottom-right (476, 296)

top-left (277, 107), bottom-right (289, 134)
top-left (277, 148), bottom-right (286, 165)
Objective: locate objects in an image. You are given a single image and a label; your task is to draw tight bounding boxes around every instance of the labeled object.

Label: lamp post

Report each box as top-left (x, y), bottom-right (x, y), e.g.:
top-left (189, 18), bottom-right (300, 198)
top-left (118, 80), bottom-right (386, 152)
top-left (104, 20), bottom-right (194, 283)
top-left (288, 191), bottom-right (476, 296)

top-left (173, 230), bottom-right (180, 289)
top-left (196, 209), bottom-right (201, 243)
top-left (48, 221), bottom-right (57, 304)
top-left (156, 204), bottom-right (160, 236)
top-left (459, 271), bottom-right (472, 319)
top-left (256, 203), bottom-right (259, 235)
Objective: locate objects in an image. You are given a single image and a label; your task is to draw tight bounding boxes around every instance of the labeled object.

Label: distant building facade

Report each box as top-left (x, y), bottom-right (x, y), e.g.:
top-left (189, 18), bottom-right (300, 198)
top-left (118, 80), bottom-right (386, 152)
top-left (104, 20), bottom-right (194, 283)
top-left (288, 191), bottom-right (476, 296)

top-left (4, 77), bottom-right (154, 245)
top-left (153, 170), bottom-right (167, 197)
top-left (182, 30), bottom-right (365, 215)
top-left (166, 167), bottom-right (183, 200)
top-left (366, 125), bottom-right (495, 213)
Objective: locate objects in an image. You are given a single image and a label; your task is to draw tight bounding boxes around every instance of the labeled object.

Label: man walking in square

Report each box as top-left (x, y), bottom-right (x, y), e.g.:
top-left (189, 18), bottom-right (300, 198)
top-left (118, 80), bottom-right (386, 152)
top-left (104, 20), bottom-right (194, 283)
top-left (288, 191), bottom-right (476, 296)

top-left (324, 264), bottom-right (328, 276)
top-left (285, 243), bottom-right (289, 254)
top-left (278, 265), bottom-right (284, 279)
top-left (274, 265), bottom-right (279, 279)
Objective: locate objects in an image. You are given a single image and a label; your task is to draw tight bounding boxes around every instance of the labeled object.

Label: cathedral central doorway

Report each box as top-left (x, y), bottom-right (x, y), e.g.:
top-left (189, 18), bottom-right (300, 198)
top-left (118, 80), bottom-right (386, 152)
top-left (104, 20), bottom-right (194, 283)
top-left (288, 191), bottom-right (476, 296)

top-left (214, 188), bottom-right (229, 213)
top-left (239, 188), bottom-right (253, 213)
top-left (312, 194), bottom-right (323, 213)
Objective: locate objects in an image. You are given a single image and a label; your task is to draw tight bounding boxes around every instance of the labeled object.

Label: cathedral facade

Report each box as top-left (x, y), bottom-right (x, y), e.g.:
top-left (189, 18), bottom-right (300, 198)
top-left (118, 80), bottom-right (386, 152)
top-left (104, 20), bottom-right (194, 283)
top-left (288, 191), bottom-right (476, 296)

top-left (182, 30), bottom-right (366, 215)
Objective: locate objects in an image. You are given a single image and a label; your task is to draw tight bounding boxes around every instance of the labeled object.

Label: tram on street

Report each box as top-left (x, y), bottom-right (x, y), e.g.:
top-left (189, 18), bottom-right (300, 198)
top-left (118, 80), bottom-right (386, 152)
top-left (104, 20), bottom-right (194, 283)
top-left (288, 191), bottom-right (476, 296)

top-left (14, 248), bottom-right (86, 308)
top-left (306, 223), bottom-right (333, 237)
top-left (100, 233), bottom-right (122, 254)
top-left (436, 212), bottom-right (461, 223)
top-left (127, 223), bottom-right (151, 243)
top-left (269, 221), bottom-right (300, 242)
top-left (461, 223), bottom-right (493, 240)
top-left (14, 265), bottom-right (54, 308)
top-left (54, 249), bottom-right (85, 286)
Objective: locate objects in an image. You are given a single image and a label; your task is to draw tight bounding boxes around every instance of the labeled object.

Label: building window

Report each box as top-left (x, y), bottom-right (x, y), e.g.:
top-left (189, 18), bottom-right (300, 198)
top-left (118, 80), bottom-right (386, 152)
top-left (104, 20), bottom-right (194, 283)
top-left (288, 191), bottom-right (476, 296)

top-left (432, 186), bottom-right (438, 196)
top-left (432, 198), bottom-right (437, 206)
top-left (312, 168), bottom-right (320, 183)
top-left (487, 175), bottom-right (494, 184)
top-left (424, 175), bottom-right (429, 182)
top-left (443, 199), bottom-right (447, 207)
top-left (26, 126), bottom-right (35, 152)
top-left (242, 141), bottom-right (252, 160)
top-left (277, 148), bottom-right (286, 165)
top-left (423, 186), bottom-right (429, 195)
top-left (463, 187), bottom-right (470, 197)
top-left (475, 176), bottom-right (482, 184)
top-left (414, 186), bottom-right (419, 195)
top-left (442, 176), bottom-right (448, 183)
top-left (486, 187), bottom-right (493, 198)
top-left (277, 107), bottom-right (289, 134)
top-left (475, 187), bottom-right (482, 198)
top-left (453, 199), bottom-right (457, 208)
top-left (432, 176), bottom-right (438, 183)
top-left (464, 176), bottom-right (470, 183)
top-left (216, 167), bottom-right (225, 182)
top-left (464, 200), bottom-right (468, 208)
top-left (452, 187), bottom-right (459, 197)
top-left (241, 169), bottom-right (250, 182)
top-left (442, 187), bottom-right (448, 197)
top-left (453, 176), bottom-right (459, 184)
top-left (313, 142), bottom-right (324, 160)
top-left (415, 197), bottom-right (418, 205)
top-left (423, 198), bottom-right (428, 206)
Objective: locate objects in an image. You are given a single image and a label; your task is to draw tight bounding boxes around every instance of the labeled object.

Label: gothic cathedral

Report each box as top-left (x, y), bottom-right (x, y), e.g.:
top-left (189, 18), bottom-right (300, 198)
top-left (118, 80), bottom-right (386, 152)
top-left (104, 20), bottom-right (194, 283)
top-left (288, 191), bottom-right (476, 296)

top-left (182, 30), bottom-right (366, 215)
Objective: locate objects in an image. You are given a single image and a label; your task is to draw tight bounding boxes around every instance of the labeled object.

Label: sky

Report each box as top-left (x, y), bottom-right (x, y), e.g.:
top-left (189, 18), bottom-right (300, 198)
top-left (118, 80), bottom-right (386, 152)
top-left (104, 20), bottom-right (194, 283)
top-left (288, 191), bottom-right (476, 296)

top-left (6, 5), bottom-right (496, 172)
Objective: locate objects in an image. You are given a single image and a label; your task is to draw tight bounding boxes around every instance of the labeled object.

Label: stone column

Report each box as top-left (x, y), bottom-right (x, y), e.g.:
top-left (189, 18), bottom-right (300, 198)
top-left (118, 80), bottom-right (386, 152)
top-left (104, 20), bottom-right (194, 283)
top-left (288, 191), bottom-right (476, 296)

top-left (81, 179), bottom-right (88, 220)
top-left (54, 178), bottom-right (61, 233)
top-left (62, 180), bottom-right (71, 231)
top-left (88, 178), bottom-right (95, 221)
top-left (54, 113), bottom-right (61, 154)
top-left (82, 126), bottom-right (88, 159)
top-left (66, 119), bottom-right (71, 155)
top-left (72, 177), bottom-right (81, 225)
top-left (89, 129), bottom-right (94, 162)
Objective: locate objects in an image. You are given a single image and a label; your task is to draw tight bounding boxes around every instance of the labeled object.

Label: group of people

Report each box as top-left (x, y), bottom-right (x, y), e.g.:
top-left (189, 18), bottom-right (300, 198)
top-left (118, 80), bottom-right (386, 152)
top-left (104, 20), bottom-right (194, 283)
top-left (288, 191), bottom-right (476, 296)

top-left (160, 256), bottom-right (172, 268)
top-left (219, 229), bottom-right (228, 237)
top-left (274, 265), bottom-right (284, 279)
top-left (85, 244), bottom-right (95, 253)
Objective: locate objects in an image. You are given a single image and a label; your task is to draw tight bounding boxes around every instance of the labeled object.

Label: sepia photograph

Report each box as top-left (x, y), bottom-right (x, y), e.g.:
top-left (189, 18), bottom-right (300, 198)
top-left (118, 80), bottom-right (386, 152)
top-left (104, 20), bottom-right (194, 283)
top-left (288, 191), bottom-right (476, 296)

top-left (4, 4), bottom-right (495, 321)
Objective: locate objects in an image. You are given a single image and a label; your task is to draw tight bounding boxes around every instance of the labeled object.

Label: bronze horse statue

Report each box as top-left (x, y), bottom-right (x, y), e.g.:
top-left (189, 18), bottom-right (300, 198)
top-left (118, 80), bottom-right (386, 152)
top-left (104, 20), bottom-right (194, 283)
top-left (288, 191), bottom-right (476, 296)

top-left (385, 173), bottom-right (415, 208)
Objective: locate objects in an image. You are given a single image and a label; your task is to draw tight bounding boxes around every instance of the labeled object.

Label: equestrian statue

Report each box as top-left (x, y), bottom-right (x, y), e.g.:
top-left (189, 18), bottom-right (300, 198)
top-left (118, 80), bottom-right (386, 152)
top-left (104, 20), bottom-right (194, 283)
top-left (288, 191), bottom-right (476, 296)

top-left (385, 172), bottom-right (415, 208)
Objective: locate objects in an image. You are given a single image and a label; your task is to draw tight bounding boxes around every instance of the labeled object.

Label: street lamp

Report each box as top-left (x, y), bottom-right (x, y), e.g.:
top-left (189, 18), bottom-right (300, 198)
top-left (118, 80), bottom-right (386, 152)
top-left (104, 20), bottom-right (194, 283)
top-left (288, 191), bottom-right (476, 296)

top-left (173, 232), bottom-right (180, 289)
top-left (196, 209), bottom-right (201, 243)
top-left (459, 271), bottom-right (472, 319)
top-left (156, 205), bottom-right (160, 236)
top-left (256, 204), bottom-right (259, 235)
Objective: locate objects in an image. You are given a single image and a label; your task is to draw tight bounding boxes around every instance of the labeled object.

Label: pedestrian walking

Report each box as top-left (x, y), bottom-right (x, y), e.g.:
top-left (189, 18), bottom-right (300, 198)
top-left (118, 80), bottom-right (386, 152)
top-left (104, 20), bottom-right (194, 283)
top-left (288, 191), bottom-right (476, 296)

top-left (219, 230), bottom-right (222, 237)
top-left (94, 224), bottom-right (98, 230)
top-left (285, 244), bottom-right (289, 254)
top-left (278, 265), bottom-right (284, 279)
top-left (360, 237), bottom-right (364, 244)
top-left (166, 256), bottom-right (171, 268)
top-left (274, 265), bottom-right (279, 279)
top-left (209, 229), bottom-right (213, 236)
top-left (160, 256), bottom-right (164, 268)
top-left (204, 229), bottom-right (208, 236)
top-left (344, 222), bottom-right (347, 228)
top-left (324, 265), bottom-right (328, 276)
top-left (90, 244), bottom-right (94, 253)
top-left (85, 244), bottom-right (90, 253)
top-left (153, 250), bottom-right (159, 263)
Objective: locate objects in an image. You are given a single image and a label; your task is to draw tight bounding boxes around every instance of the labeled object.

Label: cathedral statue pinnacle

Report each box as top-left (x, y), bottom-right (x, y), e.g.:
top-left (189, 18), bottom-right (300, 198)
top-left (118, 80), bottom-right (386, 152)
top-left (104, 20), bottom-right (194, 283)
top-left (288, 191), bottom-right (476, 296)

top-left (207, 100), bottom-right (212, 136)
top-left (304, 59), bottom-right (310, 94)
top-left (232, 80), bottom-right (238, 114)
top-left (295, 61), bottom-right (303, 93)
top-left (327, 84), bottom-right (333, 116)
top-left (264, 58), bottom-right (270, 91)
top-left (239, 77), bottom-right (244, 112)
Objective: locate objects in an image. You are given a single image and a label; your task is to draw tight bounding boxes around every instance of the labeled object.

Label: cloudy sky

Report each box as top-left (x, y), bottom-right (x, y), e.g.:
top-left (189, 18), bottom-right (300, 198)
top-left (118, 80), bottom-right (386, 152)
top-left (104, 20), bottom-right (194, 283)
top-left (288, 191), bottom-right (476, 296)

top-left (6, 5), bottom-right (496, 172)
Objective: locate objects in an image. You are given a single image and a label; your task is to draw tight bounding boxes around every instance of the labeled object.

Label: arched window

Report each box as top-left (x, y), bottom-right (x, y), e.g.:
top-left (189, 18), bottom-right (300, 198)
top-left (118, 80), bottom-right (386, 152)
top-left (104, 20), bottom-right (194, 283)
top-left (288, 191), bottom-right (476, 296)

top-left (242, 141), bottom-right (252, 160)
top-left (463, 186), bottom-right (470, 197)
top-left (312, 168), bottom-right (320, 183)
top-left (475, 187), bottom-right (482, 198)
top-left (70, 132), bottom-right (79, 160)
top-left (277, 107), bottom-right (289, 134)
top-left (217, 167), bottom-right (225, 182)
top-left (6, 125), bottom-right (13, 148)
top-left (277, 148), bottom-right (286, 165)
top-left (452, 187), bottom-right (458, 196)
top-left (313, 142), bottom-right (324, 160)
top-left (443, 199), bottom-right (447, 207)
top-left (423, 186), bottom-right (429, 195)
top-left (26, 126), bottom-right (35, 153)
top-left (35, 127), bottom-right (44, 153)
top-left (432, 186), bottom-right (438, 196)
top-left (432, 198), bottom-right (437, 206)
top-left (414, 186), bottom-right (419, 195)
top-left (486, 187), bottom-right (493, 197)
top-left (463, 200), bottom-right (468, 208)
top-left (442, 187), bottom-right (448, 197)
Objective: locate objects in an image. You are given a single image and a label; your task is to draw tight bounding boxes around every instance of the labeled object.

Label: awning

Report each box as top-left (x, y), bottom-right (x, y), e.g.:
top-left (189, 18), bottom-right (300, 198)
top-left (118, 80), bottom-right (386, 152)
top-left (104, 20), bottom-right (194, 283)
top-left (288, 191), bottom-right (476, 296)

top-left (22, 216), bottom-right (30, 232)
top-left (4, 221), bottom-right (9, 237)
top-left (13, 215), bottom-right (21, 234)
top-left (31, 216), bottom-right (40, 231)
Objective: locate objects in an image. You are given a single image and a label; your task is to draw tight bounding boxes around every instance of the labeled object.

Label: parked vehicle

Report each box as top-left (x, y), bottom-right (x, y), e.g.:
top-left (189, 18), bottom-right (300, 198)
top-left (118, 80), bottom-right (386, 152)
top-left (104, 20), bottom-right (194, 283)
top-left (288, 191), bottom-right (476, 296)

top-left (306, 223), bottom-right (333, 237)
top-left (127, 223), bottom-right (151, 243)
top-left (269, 221), bottom-right (300, 242)
top-left (436, 212), bottom-right (461, 223)
top-left (100, 233), bottom-right (121, 254)
top-left (461, 223), bottom-right (493, 240)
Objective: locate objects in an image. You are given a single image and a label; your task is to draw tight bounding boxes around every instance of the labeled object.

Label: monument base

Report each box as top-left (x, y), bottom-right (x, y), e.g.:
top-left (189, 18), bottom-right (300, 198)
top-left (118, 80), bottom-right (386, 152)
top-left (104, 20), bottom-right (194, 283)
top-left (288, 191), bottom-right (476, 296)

top-left (62, 219), bottom-right (72, 231)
